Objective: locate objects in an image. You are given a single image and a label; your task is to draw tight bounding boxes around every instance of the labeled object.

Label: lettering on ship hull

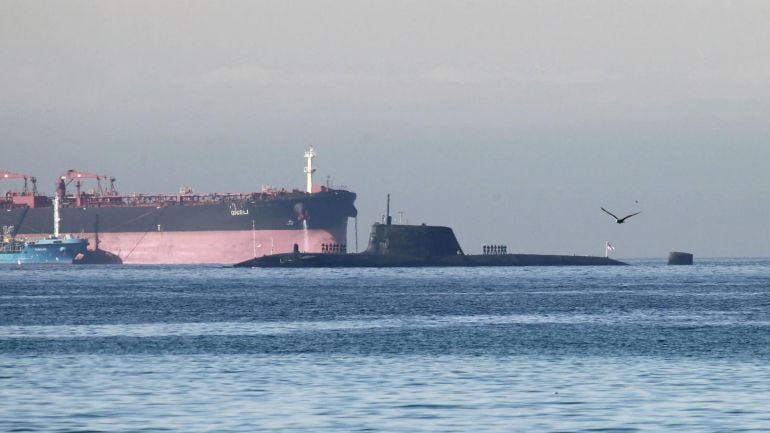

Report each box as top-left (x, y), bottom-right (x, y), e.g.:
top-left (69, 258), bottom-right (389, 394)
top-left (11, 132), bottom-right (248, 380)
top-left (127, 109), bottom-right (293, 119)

top-left (229, 203), bottom-right (250, 216)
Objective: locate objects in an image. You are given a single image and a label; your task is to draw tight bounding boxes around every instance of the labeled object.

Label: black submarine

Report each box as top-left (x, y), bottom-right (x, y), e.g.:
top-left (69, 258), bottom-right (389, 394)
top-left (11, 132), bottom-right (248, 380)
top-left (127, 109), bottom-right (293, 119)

top-left (234, 196), bottom-right (625, 268)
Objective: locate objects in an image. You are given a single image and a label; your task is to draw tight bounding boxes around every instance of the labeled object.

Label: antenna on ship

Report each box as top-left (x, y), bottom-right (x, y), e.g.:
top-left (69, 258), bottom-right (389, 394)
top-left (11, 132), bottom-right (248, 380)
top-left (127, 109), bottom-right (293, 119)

top-left (386, 194), bottom-right (392, 225)
top-left (304, 146), bottom-right (316, 193)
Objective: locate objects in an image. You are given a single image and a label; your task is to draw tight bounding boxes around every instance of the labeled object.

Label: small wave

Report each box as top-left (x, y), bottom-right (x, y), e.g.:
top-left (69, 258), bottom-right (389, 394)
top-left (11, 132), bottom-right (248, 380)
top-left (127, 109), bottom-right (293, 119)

top-left (0, 311), bottom-right (765, 339)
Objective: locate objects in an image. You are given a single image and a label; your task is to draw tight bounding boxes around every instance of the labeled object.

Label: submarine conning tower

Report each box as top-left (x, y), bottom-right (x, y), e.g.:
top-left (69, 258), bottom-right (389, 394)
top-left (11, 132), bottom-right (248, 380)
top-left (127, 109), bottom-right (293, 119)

top-left (364, 223), bottom-right (464, 257)
top-left (365, 194), bottom-right (464, 257)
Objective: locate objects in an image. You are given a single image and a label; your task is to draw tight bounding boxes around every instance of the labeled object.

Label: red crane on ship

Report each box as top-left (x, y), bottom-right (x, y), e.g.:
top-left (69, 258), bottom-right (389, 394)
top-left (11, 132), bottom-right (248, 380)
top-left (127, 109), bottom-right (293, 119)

top-left (1, 171), bottom-right (38, 196)
top-left (57, 170), bottom-right (118, 207)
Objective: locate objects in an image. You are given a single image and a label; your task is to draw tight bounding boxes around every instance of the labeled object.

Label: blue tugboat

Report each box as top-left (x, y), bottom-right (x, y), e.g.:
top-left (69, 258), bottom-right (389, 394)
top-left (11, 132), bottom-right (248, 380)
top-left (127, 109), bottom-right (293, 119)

top-left (0, 197), bottom-right (88, 265)
top-left (0, 237), bottom-right (89, 265)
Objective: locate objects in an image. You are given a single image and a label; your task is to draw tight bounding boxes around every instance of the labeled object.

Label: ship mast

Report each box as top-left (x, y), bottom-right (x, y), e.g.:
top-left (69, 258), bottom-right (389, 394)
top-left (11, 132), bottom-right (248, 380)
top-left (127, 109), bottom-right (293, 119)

top-left (304, 146), bottom-right (316, 193)
top-left (53, 195), bottom-right (60, 238)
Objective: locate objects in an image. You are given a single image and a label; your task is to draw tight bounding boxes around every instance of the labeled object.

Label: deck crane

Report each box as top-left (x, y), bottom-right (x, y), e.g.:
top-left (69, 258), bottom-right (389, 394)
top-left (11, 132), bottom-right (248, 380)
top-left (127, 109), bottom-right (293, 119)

top-left (1, 172), bottom-right (38, 196)
top-left (58, 170), bottom-right (117, 207)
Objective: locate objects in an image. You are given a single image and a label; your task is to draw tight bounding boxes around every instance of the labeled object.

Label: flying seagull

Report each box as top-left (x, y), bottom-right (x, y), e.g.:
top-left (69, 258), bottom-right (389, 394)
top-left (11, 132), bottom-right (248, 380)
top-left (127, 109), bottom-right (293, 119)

top-left (601, 207), bottom-right (641, 224)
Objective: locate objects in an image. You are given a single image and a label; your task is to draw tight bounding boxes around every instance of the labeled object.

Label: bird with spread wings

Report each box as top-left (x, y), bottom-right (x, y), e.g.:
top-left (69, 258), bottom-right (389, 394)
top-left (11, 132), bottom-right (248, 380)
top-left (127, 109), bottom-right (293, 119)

top-left (601, 207), bottom-right (641, 224)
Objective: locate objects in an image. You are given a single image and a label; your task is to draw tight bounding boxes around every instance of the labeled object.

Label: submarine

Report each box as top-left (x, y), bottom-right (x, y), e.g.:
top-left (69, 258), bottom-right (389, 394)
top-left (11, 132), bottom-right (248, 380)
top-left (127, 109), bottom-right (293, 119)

top-left (233, 196), bottom-right (625, 268)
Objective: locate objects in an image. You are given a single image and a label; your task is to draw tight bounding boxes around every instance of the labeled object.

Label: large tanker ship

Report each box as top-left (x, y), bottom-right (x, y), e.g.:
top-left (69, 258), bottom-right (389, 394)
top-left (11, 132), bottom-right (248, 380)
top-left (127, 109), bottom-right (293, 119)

top-left (1, 148), bottom-right (357, 264)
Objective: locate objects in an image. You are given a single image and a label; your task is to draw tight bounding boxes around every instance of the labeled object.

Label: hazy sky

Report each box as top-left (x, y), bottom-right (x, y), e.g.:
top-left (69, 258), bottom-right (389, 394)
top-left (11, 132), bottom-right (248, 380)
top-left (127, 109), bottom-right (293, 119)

top-left (2, 0), bottom-right (770, 257)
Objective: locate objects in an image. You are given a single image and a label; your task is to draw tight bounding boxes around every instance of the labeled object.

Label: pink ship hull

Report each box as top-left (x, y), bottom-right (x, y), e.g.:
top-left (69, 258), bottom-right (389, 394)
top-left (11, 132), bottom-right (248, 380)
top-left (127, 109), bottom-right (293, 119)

top-left (60, 229), bottom-right (346, 264)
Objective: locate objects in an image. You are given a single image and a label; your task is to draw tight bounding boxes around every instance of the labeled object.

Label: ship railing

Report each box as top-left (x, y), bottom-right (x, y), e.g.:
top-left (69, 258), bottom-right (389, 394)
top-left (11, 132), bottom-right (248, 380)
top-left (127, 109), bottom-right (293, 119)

top-left (58, 190), bottom-right (314, 207)
top-left (0, 242), bottom-right (25, 253)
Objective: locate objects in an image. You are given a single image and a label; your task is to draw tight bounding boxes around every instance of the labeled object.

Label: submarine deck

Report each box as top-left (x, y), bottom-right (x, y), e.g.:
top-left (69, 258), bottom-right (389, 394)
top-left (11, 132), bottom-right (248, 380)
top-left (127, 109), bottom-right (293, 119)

top-left (234, 253), bottom-right (625, 268)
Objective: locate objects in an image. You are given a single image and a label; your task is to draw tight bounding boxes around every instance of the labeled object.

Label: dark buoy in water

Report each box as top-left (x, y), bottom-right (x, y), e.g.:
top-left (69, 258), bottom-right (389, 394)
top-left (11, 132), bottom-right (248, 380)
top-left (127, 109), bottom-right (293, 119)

top-left (668, 251), bottom-right (693, 265)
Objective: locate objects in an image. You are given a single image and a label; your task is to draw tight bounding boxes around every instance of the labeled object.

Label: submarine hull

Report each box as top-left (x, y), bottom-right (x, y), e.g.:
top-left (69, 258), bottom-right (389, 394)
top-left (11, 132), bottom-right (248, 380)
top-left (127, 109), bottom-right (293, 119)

top-left (234, 252), bottom-right (625, 268)
top-left (234, 223), bottom-right (626, 268)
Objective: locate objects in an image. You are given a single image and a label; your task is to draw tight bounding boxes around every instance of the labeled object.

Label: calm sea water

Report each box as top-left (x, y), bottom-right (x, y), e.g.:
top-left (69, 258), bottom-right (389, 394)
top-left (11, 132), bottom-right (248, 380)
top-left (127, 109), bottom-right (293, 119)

top-left (2, 259), bottom-right (770, 432)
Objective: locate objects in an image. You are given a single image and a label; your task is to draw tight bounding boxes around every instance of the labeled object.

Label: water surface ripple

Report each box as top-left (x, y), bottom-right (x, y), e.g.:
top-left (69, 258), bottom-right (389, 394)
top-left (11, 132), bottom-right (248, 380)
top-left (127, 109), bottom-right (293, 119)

top-left (2, 259), bottom-right (769, 432)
